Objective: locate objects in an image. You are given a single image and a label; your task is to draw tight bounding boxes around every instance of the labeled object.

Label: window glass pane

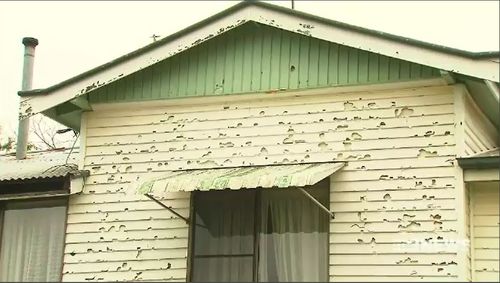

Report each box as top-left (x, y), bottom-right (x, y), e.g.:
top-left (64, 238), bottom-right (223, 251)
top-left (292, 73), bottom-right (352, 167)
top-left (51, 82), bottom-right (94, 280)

top-left (193, 190), bottom-right (255, 256)
top-left (192, 256), bottom-right (253, 282)
top-left (191, 181), bottom-right (329, 282)
top-left (0, 206), bottom-right (66, 282)
top-left (258, 182), bottom-right (329, 282)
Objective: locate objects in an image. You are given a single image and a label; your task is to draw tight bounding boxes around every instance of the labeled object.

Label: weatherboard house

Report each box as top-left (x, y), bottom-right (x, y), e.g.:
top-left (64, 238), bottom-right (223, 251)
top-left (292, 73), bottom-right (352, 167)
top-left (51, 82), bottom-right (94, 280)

top-left (1, 2), bottom-right (499, 282)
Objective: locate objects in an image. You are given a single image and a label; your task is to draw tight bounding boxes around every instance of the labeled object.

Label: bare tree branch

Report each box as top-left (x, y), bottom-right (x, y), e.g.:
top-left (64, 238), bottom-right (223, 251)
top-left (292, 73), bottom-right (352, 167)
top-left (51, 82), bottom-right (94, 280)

top-left (30, 115), bottom-right (75, 150)
top-left (1, 115), bottom-right (76, 153)
top-left (31, 115), bottom-right (58, 149)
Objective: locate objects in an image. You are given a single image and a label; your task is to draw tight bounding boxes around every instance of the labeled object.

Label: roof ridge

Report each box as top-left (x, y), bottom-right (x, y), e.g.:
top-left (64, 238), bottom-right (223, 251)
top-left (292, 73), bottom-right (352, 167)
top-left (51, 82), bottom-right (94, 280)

top-left (19, 1), bottom-right (499, 97)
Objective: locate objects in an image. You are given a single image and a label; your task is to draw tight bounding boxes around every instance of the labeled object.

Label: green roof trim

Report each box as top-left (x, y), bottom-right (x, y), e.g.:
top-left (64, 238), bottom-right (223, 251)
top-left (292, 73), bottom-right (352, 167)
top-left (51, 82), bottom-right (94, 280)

top-left (457, 149), bottom-right (500, 169)
top-left (457, 156), bottom-right (500, 169)
top-left (18, 1), bottom-right (499, 98)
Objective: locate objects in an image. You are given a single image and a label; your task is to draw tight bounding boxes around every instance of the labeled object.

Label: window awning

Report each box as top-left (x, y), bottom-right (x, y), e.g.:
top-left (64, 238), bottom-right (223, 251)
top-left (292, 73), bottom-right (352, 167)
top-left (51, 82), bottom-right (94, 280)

top-left (134, 162), bottom-right (345, 196)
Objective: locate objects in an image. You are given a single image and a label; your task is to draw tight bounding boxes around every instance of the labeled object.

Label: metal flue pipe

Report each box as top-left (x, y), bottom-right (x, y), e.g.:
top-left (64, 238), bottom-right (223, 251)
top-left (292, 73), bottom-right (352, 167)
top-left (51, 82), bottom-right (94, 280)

top-left (16, 37), bottom-right (38, 160)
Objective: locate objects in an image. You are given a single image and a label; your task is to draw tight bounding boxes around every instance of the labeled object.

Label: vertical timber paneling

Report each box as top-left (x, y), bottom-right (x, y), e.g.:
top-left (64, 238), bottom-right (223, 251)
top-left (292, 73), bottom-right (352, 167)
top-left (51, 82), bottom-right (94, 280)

top-left (69, 82), bottom-right (466, 281)
top-left (89, 23), bottom-right (441, 104)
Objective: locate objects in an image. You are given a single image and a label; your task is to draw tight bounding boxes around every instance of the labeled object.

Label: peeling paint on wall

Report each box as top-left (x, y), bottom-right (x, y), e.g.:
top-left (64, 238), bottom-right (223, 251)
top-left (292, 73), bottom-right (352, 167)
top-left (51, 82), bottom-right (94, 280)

top-left (88, 22), bottom-right (441, 106)
top-left (69, 83), bottom-right (463, 281)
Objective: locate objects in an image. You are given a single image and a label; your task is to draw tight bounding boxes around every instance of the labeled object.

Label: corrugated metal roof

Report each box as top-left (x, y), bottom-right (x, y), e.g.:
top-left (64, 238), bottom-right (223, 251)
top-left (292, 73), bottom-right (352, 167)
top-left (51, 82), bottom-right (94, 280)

top-left (135, 162), bottom-right (344, 196)
top-left (0, 148), bottom-right (81, 182)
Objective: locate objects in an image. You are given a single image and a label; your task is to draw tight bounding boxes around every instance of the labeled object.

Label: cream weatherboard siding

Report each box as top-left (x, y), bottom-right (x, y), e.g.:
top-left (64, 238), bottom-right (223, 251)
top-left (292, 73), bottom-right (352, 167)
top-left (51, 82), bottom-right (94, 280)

top-left (65, 80), bottom-right (464, 281)
top-left (465, 186), bottom-right (472, 281)
top-left (470, 182), bottom-right (500, 282)
top-left (461, 87), bottom-right (498, 157)
top-left (455, 86), bottom-right (499, 281)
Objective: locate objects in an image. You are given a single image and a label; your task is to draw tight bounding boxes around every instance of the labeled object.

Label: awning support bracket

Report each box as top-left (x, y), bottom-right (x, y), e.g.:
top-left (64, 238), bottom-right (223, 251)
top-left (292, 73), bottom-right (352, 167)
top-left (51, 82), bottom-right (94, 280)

top-left (145, 193), bottom-right (190, 224)
top-left (298, 187), bottom-right (335, 219)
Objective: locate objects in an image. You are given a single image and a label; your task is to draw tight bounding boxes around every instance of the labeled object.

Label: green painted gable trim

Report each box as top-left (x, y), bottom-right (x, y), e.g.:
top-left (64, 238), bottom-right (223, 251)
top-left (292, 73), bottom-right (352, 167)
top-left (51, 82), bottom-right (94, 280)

top-left (18, 1), bottom-right (497, 98)
top-left (89, 22), bottom-right (440, 104)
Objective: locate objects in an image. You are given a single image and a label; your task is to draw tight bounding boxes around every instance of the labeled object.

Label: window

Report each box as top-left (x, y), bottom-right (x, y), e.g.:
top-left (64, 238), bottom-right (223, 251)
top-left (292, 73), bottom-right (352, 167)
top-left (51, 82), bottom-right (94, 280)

top-left (190, 179), bottom-right (329, 282)
top-left (0, 198), bottom-right (67, 282)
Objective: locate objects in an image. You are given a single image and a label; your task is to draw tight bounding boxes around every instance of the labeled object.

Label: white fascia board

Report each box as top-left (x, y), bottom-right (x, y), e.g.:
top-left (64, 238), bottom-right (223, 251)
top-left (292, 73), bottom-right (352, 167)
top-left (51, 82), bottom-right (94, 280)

top-left (70, 175), bottom-right (85, 194)
top-left (247, 6), bottom-right (499, 83)
top-left (19, 8), bottom-right (253, 118)
top-left (20, 4), bottom-right (499, 119)
top-left (464, 168), bottom-right (500, 182)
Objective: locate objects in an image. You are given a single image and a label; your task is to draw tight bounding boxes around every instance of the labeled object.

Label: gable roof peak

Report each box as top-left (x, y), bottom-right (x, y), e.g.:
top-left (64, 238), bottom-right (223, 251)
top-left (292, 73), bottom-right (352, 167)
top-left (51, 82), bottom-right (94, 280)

top-left (17, 1), bottom-right (499, 120)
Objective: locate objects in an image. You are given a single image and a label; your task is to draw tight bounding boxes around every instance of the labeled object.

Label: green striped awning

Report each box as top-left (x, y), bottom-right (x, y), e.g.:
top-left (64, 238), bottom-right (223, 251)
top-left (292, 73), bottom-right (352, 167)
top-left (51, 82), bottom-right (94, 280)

top-left (135, 162), bottom-right (344, 196)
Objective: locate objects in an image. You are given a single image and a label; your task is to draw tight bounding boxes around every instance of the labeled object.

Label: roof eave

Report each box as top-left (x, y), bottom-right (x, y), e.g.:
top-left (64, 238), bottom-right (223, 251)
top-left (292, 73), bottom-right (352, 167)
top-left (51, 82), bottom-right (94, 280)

top-left (18, 1), bottom-right (500, 99)
top-left (19, 1), bottom-right (252, 98)
top-left (17, 1), bottom-right (500, 120)
top-left (251, 2), bottom-right (499, 60)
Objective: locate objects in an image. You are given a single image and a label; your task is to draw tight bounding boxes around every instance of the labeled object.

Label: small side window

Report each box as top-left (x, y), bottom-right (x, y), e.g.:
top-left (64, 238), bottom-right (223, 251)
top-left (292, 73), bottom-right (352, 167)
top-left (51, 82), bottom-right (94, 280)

top-left (0, 198), bottom-right (67, 282)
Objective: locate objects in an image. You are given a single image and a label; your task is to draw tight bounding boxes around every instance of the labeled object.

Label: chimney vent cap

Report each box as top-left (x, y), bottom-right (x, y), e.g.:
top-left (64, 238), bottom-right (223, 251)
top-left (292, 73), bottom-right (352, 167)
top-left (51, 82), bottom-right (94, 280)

top-left (22, 37), bottom-right (38, 47)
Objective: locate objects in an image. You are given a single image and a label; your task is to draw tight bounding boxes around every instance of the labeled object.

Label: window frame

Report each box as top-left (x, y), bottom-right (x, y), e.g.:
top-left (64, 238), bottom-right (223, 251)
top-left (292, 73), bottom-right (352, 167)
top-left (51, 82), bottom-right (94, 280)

top-left (187, 179), bottom-right (330, 282)
top-left (0, 177), bottom-right (70, 282)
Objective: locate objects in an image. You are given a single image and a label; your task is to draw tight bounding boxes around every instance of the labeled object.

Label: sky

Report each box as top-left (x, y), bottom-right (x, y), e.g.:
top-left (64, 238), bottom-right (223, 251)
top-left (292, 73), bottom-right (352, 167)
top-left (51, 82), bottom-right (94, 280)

top-left (0, 1), bottom-right (498, 146)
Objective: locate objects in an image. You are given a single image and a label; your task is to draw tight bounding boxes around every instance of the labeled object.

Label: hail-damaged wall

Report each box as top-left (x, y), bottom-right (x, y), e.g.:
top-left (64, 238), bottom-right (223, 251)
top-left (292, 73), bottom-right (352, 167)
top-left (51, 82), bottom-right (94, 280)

top-left (452, 85), bottom-right (499, 282)
top-left (66, 79), bottom-right (469, 281)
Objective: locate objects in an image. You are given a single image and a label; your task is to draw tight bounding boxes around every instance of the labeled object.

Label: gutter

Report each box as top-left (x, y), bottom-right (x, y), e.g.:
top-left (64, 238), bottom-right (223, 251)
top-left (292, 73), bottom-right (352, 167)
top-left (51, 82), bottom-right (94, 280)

top-left (457, 156), bottom-right (500, 169)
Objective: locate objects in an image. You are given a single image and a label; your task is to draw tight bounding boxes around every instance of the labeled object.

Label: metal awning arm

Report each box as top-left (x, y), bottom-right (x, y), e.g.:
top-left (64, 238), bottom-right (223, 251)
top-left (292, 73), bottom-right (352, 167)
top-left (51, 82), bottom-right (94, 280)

top-left (145, 193), bottom-right (190, 224)
top-left (298, 187), bottom-right (335, 219)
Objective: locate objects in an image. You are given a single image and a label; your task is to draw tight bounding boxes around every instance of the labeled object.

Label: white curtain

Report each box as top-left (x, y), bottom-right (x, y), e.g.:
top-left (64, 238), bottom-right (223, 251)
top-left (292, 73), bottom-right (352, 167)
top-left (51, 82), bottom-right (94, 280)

top-left (258, 189), bottom-right (328, 282)
top-left (192, 187), bottom-right (328, 282)
top-left (0, 206), bottom-right (66, 282)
